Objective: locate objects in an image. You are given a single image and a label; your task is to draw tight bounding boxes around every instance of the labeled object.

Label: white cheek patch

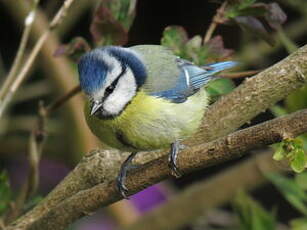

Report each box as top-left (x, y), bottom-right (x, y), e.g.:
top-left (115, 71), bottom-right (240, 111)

top-left (103, 68), bottom-right (137, 116)
top-left (92, 52), bottom-right (123, 101)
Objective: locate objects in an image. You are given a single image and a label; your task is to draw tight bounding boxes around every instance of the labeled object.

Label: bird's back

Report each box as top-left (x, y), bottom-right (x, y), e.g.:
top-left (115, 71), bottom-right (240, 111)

top-left (130, 45), bottom-right (181, 93)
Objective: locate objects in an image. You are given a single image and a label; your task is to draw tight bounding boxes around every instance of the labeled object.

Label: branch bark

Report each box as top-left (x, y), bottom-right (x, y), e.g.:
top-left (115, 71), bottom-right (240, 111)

top-left (7, 44), bottom-right (307, 229)
top-left (193, 44), bottom-right (307, 145)
top-left (12, 108), bottom-right (307, 230)
top-left (123, 151), bottom-right (282, 230)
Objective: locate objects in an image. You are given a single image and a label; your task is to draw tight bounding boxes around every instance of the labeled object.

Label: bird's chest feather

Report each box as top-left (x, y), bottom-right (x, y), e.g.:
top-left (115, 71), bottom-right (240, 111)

top-left (85, 90), bottom-right (208, 151)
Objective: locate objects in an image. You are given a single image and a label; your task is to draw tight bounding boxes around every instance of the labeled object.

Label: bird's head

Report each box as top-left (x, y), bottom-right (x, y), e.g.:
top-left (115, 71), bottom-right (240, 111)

top-left (78, 46), bottom-right (147, 118)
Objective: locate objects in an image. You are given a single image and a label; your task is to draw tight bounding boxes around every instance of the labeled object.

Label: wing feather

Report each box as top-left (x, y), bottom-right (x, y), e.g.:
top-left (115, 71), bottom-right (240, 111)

top-left (130, 45), bottom-right (237, 103)
top-left (152, 59), bottom-right (237, 103)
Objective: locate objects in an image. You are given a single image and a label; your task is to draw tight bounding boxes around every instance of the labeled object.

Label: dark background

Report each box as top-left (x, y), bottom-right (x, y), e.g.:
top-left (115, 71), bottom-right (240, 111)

top-left (0, 0), bottom-right (306, 229)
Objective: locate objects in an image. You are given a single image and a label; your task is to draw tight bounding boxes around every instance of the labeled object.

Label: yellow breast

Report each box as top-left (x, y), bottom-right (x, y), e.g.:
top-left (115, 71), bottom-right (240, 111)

top-left (85, 89), bottom-right (208, 152)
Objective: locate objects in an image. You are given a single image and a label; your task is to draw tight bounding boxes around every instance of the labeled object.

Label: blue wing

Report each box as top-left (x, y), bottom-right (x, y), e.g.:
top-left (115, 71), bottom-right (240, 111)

top-left (151, 60), bottom-right (238, 103)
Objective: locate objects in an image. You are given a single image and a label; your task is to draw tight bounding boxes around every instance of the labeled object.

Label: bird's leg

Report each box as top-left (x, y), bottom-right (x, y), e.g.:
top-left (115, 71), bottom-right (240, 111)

top-left (117, 152), bottom-right (138, 199)
top-left (168, 141), bottom-right (184, 178)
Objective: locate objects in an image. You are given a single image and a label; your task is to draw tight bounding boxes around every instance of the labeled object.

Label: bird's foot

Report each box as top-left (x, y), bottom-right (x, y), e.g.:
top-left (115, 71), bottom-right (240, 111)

top-left (168, 141), bottom-right (184, 178)
top-left (116, 152), bottom-right (138, 199)
top-left (116, 174), bottom-right (129, 199)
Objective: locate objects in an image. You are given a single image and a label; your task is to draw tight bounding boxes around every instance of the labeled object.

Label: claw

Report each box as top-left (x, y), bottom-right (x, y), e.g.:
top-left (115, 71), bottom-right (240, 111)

top-left (168, 141), bottom-right (183, 178)
top-left (116, 152), bottom-right (138, 199)
top-left (116, 175), bottom-right (129, 199)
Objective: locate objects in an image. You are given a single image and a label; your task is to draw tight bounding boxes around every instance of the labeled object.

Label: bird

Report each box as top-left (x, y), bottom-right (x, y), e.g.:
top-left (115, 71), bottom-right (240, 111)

top-left (78, 45), bottom-right (237, 198)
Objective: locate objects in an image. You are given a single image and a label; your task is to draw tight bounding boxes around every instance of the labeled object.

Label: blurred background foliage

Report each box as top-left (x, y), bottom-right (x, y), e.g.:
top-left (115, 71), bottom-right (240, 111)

top-left (0, 0), bottom-right (307, 229)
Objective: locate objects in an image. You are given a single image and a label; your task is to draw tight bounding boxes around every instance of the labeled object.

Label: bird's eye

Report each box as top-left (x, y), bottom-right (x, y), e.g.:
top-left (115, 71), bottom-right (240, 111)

top-left (104, 70), bottom-right (124, 97)
top-left (105, 85), bottom-right (115, 94)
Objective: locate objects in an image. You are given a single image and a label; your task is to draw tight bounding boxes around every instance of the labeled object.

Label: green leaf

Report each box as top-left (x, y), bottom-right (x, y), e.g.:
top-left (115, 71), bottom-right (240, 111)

top-left (238, 0), bottom-right (257, 9)
top-left (290, 218), bottom-right (307, 230)
top-left (270, 105), bottom-right (288, 117)
top-left (226, 2), bottom-right (287, 44)
top-left (295, 172), bottom-right (307, 191)
top-left (228, 4), bottom-right (267, 18)
top-left (290, 149), bottom-right (307, 173)
top-left (108, 0), bottom-right (137, 30)
top-left (0, 171), bottom-right (12, 215)
top-left (266, 173), bottom-right (307, 216)
top-left (273, 143), bottom-right (285, 161)
top-left (272, 138), bottom-right (307, 173)
top-left (161, 29), bottom-right (234, 65)
top-left (226, 0), bottom-right (257, 18)
top-left (285, 86), bottom-right (307, 113)
top-left (90, 0), bottom-right (138, 46)
top-left (207, 78), bottom-right (236, 98)
top-left (233, 190), bottom-right (276, 230)
top-left (186, 35), bottom-right (202, 49)
top-left (161, 26), bottom-right (188, 56)
top-left (185, 35), bottom-right (204, 64)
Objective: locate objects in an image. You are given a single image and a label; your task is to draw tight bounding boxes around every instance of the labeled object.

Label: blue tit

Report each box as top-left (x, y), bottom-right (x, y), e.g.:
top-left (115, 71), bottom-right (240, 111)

top-left (78, 45), bottom-right (237, 198)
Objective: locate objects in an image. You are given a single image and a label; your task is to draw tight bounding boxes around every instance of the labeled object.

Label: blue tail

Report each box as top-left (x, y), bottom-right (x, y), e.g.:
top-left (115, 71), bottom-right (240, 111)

top-left (203, 61), bottom-right (238, 75)
top-left (189, 61), bottom-right (238, 89)
top-left (151, 60), bottom-right (238, 103)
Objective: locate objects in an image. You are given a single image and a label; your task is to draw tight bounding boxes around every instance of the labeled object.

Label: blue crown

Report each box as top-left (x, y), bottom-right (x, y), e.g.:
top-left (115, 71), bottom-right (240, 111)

top-left (78, 50), bottom-right (109, 94)
top-left (107, 47), bottom-right (147, 87)
top-left (78, 46), bottom-right (147, 95)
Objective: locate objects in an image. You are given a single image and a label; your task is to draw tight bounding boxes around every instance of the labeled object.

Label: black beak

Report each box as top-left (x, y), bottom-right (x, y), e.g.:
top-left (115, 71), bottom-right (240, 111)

top-left (90, 101), bottom-right (103, 116)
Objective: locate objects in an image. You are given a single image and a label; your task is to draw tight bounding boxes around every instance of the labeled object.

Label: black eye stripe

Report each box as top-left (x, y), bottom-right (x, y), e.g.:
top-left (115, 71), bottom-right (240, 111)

top-left (103, 65), bottom-right (127, 100)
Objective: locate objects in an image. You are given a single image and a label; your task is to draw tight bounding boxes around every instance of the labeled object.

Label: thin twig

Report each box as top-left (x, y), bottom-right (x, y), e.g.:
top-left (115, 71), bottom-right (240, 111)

top-left (0, 0), bottom-right (76, 119)
top-left (45, 85), bottom-right (81, 114)
top-left (18, 85), bottom-right (81, 208)
top-left (27, 101), bottom-right (47, 197)
top-left (204, 1), bottom-right (227, 43)
top-left (0, 0), bottom-right (40, 117)
top-left (1, 0), bottom-right (100, 154)
top-left (0, 219), bottom-right (6, 230)
top-left (12, 83), bottom-right (79, 210)
top-left (4, 102), bottom-right (47, 224)
top-left (7, 85), bottom-right (80, 221)
top-left (277, 26), bottom-right (298, 54)
top-left (218, 70), bottom-right (262, 79)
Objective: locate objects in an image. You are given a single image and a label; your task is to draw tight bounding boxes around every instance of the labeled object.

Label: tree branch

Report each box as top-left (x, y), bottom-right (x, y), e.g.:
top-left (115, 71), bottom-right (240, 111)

top-left (13, 108), bottom-right (307, 230)
top-left (203, 1), bottom-right (227, 43)
top-left (7, 44), bottom-right (307, 229)
top-left (193, 44), bottom-right (307, 145)
top-left (123, 151), bottom-right (282, 230)
top-left (219, 70), bottom-right (261, 79)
